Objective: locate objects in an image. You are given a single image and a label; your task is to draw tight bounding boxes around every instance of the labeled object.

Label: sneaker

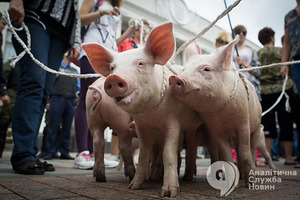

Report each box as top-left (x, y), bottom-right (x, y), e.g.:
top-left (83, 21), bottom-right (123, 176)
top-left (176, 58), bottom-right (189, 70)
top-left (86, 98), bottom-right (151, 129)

top-left (73, 151), bottom-right (94, 169)
top-left (104, 158), bottom-right (119, 168)
top-left (108, 154), bottom-right (119, 161)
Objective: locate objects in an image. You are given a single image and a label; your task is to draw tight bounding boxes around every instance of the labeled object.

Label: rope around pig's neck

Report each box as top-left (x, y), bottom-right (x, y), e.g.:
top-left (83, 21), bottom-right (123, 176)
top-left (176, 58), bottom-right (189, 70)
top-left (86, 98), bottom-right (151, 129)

top-left (136, 66), bottom-right (168, 117)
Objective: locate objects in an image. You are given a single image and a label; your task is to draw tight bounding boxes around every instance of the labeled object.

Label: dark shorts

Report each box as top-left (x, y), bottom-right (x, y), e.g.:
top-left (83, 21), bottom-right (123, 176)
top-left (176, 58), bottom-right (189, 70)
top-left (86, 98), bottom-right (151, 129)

top-left (261, 88), bottom-right (294, 141)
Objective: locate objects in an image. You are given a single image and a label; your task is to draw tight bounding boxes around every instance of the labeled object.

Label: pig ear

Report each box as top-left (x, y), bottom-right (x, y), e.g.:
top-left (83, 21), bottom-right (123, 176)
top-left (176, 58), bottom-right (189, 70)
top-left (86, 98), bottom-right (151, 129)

top-left (216, 35), bottom-right (239, 70)
top-left (144, 22), bottom-right (175, 65)
top-left (82, 43), bottom-right (117, 77)
top-left (185, 40), bottom-right (201, 63)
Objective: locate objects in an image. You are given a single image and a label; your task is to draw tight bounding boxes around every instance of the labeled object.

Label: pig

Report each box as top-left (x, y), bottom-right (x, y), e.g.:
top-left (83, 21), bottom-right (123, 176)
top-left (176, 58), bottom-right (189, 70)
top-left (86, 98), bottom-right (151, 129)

top-left (117, 122), bottom-right (139, 171)
top-left (169, 37), bottom-right (262, 186)
top-left (85, 77), bottom-right (135, 182)
top-left (82, 22), bottom-right (203, 197)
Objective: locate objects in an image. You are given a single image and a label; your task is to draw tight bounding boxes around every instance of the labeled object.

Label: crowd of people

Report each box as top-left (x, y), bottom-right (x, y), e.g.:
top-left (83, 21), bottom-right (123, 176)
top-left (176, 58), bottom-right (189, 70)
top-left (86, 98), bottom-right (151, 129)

top-left (0, 0), bottom-right (299, 175)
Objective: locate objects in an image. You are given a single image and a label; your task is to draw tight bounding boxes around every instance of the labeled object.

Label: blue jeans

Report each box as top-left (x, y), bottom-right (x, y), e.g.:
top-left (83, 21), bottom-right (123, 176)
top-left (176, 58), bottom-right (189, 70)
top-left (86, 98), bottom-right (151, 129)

top-left (293, 63), bottom-right (300, 99)
top-left (46, 96), bottom-right (75, 157)
top-left (10, 22), bottom-right (67, 169)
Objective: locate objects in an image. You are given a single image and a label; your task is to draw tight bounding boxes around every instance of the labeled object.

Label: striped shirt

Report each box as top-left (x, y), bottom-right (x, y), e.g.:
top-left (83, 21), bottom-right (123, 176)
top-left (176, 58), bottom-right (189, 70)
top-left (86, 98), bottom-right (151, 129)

top-left (24, 0), bottom-right (75, 40)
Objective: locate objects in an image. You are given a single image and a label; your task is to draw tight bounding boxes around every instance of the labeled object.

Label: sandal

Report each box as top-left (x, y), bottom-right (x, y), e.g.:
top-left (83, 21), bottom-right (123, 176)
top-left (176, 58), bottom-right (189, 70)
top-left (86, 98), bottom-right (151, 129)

top-left (37, 160), bottom-right (55, 171)
top-left (256, 160), bottom-right (266, 167)
top-left (15, 161), bottom-right (45, 175)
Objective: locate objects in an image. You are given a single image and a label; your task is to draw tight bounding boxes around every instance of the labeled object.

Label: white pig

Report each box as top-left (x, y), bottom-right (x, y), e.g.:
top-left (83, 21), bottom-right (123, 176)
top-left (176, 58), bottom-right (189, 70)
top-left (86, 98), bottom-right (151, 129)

top-left (82, 22), bottom-right (203, 197)
top-left (86, 77), bottom-right (135, 182)
top-left (169, 37), bottom-right (262, 186)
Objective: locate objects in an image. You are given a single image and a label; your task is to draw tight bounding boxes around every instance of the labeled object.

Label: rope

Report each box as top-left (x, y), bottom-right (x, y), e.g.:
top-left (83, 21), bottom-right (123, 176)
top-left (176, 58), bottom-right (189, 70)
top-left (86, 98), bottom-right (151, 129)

top-left (203, 70), bottom-right (240, 113)
top-left (2, 10), bottom-right (102, 79)
top-left (261, 75), bottom-right (290, 116)
top-left (128, 18), bottom-right (145, 47)
top-left (2, 6), bottom-right (296, 116)
top-left (239, 60), bottom-right (300, 72)
top-left (137, 65), bottom-right (168, 116)
top-left (170, 0), bottom-right (242, 62)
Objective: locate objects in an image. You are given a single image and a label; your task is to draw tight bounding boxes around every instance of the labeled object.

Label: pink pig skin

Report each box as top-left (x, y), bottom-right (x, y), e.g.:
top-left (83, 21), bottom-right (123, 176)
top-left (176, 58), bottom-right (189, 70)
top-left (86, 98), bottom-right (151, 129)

top-left (86, 77), bottom-right (135, 182)
top-left (257, 125), bottom-right (277, 170)
top-left (169, 37), bottom-right (262, 186)
top-left (82, 22), bottom-right (203, 197)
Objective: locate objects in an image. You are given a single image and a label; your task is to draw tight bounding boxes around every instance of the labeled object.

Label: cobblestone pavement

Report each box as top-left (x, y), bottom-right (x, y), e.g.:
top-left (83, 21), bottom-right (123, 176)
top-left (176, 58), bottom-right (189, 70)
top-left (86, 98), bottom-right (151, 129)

top-left (0, 144), bottom-right (300, 199)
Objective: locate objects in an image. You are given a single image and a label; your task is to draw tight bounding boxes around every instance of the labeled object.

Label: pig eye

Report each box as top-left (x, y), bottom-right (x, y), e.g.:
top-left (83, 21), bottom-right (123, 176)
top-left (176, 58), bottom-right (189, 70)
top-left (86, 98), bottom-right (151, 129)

top-left (203, 67), bottom-right (211, 72)
top-left (110, 64), bottom-right (114, 71)
top-left (138, 61), bottom-right (145, 66)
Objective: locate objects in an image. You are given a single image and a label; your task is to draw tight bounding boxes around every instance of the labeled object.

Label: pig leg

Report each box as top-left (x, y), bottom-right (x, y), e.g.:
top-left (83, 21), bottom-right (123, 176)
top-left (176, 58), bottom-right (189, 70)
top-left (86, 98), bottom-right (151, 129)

top-left (91, 128), bottom-right (106, 182)
top-left (150, 143), bottom-right (164, 181)
top-left (257, 128), bottom-right (277, 171)
top-left (128, 127), bottom-right (153, 190)
top-left (250, 126), bottom-right (260, 166)
top-left (160, 127), bottom-right (180, 198)
top-left (182, 130), bottom-right (197, 181)
top-left (118, 130), bottom-right (135, 180)
top-left (236, 129), bottom-right (255, 187)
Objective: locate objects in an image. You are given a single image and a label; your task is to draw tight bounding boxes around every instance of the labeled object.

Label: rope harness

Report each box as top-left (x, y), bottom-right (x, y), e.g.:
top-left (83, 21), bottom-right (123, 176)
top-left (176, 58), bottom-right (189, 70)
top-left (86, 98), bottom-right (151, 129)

top-left (3, 0), bottom-right (300, 116)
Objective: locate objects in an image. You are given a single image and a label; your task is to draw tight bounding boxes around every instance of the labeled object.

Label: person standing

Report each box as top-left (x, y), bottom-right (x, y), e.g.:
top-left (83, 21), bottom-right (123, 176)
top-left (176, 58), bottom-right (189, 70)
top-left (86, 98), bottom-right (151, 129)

top-left (0, 12), bottom-right (10, 157)
top-left (214, 31), bottom-right (229, 48)
top-left (231, 25), bottom-right (265, 166)
top-left (74, 0), bottom-right (136, 169)
top-left (0, 58), bottom-right (19, 158)
top-left (281, 0), bottom-right (300, 168)
top-left (6, 0), bottom-right (81, 175)
top-left (258, 27), bottom-right (296, 166)
top-left (44, 53), bottom-right (80, 160)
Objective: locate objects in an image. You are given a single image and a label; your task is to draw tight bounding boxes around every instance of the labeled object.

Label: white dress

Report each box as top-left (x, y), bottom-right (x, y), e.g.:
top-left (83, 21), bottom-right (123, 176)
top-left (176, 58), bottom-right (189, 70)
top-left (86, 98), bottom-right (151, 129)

top-left (81, 0), bottom-right (120, 58)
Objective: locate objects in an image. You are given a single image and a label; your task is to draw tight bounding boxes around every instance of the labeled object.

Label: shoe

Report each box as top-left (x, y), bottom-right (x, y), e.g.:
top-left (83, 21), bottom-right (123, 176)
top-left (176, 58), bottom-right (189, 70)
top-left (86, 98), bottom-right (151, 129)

top-left (15, 161), bottom-right (45, 175)
top-left (37, 152), bottom-right (45, 158)
top-left (255, 160), bottom-right (266, 167)
top-left (272, 157), bottom-right (279, 161)
top-left (60, 154), bottom-right (74, 160)
top-left (73, 151), bottom-right (94, 169)
top-left (284, 161), bottom-right (297, 165)
top-left (108, 154), bottom-right (119, 161)
top-left (37, 160), bottom-right (55, 171)
top-left (104, 158), bottom-right (119, 168)
top-left (294, 164), bottom-right (300, 168)
top-left (43, 154), bottom-right (53, 160)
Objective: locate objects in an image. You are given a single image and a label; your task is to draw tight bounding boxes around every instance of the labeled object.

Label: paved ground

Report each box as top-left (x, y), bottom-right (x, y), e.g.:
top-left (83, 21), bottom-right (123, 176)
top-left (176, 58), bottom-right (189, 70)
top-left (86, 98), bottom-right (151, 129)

top-left (1, 144), bottom-right (300, 199)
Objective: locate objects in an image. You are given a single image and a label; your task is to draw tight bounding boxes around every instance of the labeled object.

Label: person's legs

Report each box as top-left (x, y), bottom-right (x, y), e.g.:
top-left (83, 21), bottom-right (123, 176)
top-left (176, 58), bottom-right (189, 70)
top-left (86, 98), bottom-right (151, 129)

top-left (75, 57), bottom-right (97, 153)
top-left (45, 96), bottom-right (64, 158)
top-left (0, 118), bottom-right (10, 157)
top-left (110, 131), bottom-right (119, 160)
top-left (278, 89), bottom-right (295, 164)
top-left (10, 22), bottom-right (51, 170)
top-left (10, 21), bottom-right (67, 172)
top-left (73, 57), bottom-right (96, 169)
top-left (59, 98), bottom-right (75, 157)
top-left (292, 63), bottom-right (300, 99)
top-left (261, 93), bottom-right (278, 157)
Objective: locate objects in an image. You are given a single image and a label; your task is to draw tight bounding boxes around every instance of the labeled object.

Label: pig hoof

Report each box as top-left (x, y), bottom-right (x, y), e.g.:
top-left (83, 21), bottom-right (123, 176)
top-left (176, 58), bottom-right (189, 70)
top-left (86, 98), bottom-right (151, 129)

top-left (128, 182), bottom-right (141, 190)
top-left (94, 171), bottom-right (106, 182)
top-left (124, 167), bottom-right (135, 180)
top-left (95, 176), bottom-right (106, 182)
top-left (182, 175), bottom-right (193, 181)
top-left (160, 189), bottom-right (178, 197)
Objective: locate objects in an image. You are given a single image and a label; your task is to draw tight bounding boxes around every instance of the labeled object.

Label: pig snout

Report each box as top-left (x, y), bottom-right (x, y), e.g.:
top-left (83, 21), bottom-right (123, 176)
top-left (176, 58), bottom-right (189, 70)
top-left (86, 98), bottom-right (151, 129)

top-left (169, 75), bottom-right (186, 95)
top-left (104, 75), bottom-right (128, 98)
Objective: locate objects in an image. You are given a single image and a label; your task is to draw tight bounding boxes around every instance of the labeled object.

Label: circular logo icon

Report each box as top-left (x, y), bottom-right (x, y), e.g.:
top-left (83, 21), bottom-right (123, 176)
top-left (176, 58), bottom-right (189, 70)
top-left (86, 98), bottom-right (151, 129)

top-left (206, 161), bottom-right (239, 196)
